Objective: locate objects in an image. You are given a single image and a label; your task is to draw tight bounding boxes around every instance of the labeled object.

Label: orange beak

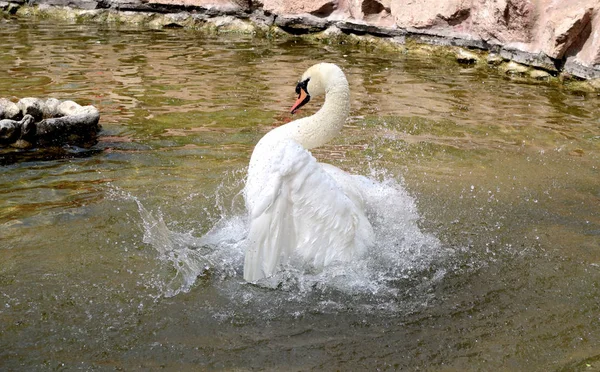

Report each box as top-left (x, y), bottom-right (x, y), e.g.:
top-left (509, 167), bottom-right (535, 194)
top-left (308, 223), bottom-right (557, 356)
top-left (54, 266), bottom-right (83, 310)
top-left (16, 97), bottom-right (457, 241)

top-left (290, 88), bottom-right (310, 114)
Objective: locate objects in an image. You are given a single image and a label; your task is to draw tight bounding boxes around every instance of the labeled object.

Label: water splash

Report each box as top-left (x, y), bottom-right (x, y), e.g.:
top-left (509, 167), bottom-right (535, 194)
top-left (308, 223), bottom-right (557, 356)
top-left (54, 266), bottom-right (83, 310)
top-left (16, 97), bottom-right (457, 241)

top-left (125, 168), bottom-right (450, 313)
top-left (135, 198), bottom-right (246, 297)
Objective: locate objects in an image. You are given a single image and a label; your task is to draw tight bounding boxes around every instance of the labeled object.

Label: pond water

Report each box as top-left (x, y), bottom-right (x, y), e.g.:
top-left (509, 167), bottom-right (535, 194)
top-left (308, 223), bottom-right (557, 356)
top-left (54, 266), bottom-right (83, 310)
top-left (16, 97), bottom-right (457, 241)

top-left (1, 16), bottom-right (599, 371)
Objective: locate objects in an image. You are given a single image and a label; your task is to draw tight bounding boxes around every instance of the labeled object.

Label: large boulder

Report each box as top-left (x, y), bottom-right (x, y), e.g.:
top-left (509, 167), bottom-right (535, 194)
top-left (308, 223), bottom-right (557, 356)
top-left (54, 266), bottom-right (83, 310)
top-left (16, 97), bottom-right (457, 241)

top-left (538, 3), bottom-right (594, 59)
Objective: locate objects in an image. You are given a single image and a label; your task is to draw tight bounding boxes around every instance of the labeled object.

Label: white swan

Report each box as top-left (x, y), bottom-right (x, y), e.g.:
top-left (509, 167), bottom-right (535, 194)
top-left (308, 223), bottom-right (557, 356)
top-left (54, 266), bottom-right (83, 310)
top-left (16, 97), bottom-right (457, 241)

top-left (243, 63), bottom-right (374, 282)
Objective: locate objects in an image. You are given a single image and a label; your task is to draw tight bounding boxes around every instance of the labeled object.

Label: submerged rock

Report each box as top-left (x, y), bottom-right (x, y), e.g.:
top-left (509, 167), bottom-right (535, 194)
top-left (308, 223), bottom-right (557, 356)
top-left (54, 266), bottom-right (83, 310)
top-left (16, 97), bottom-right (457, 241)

top-left (0, 97), bottom-right (101, 149)
top-left (529, 69), bottom-right (552, 80)
top-left (486, 53), bottom-right (504, 66)
top-left (455, 49), bottom-right (480, 65)
top-left (501, 61), bottom-right (530, 76)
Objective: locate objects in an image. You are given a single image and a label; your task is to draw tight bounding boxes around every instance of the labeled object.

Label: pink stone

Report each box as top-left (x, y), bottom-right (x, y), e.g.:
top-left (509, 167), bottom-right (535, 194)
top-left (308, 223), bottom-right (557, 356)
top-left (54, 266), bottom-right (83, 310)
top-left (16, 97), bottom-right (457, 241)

top-left (349, 0), bottom-right (394, 27)
top-left (471, 0), bottom-right (537, 44)
top-left (539, 3), bottom-right (594, 59)
top-left (260, 0), bottom-right (341, 17)
top-left (574, 10), bottom-right (600, 66)
top-left (390, 0), bottom-right (471, 29)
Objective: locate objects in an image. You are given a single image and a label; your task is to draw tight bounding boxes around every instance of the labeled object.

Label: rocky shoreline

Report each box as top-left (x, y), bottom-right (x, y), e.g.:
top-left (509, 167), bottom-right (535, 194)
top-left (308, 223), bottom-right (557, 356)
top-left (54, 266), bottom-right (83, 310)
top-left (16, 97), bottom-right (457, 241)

top-left (1, 0), bottom-right (599, 88)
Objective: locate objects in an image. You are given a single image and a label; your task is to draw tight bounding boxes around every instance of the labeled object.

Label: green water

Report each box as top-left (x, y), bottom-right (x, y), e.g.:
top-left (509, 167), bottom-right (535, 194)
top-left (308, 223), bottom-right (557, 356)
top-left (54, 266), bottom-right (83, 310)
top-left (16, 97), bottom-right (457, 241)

top-left (1, 16), bottom-right (599, 371)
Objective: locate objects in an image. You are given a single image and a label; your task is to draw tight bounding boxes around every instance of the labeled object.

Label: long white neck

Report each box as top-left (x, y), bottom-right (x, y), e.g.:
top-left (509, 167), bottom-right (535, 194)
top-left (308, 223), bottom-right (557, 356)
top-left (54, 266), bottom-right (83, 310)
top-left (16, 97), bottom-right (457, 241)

top-left (269, 76), bottom-right (350, 150)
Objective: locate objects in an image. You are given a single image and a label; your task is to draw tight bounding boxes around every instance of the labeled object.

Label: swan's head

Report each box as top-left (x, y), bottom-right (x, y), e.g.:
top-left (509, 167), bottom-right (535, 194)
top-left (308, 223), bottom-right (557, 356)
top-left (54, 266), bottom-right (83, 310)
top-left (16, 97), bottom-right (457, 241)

top-left (290, 63), bottom-right (347, 114)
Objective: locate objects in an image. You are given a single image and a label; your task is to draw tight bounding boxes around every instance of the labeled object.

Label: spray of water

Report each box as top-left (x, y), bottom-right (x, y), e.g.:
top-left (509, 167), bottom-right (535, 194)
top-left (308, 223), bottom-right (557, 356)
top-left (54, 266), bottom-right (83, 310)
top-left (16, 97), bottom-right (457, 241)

top-left (121, 168), bottom-right (452, 314)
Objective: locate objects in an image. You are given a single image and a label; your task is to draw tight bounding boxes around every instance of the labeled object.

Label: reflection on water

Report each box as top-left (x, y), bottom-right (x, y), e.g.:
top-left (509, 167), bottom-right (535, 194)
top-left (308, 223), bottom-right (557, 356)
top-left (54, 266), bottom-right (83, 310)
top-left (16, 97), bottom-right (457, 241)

top-left (1, 18), bottom-right (599, 371)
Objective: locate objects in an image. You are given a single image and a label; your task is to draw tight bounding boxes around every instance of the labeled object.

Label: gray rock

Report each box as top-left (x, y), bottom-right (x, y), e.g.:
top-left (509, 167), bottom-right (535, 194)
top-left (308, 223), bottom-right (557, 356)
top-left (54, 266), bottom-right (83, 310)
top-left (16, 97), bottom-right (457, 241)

top-left (57, 100), bottom-right (83, 117)
top-left (274, 14), bottom-right (331, 33)
top-left (35, 108), bottom-right (100, 146)
top-left (564, 57), bottom-right (600, 80)
top-left (74, 105), bottom-right (100, 116)
top-left (0, 119), bottom-right (19, 144)
top-left (28, 0), bottom-right (99, 9)
top-left (20, 114), bottom-right (36, 139)
top-left (0, 115), bottom-right (35, 145)
top-left (17, 97), bottom-right (45, 121)
top-left (337, 20), bottom-right (400, 37)
top-left (249, 9), bottom-right (275, 27)
top-left (499, 47), bottom-right (558, 72)
top-left (0, 98), bottom-right (20, 120)
top-left (44, 98), bottom-right (61, 118)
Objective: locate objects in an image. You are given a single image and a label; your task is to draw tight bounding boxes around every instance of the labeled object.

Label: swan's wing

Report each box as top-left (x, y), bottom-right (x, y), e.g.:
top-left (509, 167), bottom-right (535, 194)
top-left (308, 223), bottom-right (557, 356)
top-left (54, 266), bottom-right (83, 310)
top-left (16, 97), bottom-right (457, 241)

top-left (243, 139), bottom-right (373, 282)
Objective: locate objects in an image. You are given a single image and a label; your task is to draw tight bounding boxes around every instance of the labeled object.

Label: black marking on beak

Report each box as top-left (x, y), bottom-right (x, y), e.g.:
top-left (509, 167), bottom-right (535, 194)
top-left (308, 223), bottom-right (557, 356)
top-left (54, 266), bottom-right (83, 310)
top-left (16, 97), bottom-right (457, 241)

top-left (291, 78), bottom-right (311, 114)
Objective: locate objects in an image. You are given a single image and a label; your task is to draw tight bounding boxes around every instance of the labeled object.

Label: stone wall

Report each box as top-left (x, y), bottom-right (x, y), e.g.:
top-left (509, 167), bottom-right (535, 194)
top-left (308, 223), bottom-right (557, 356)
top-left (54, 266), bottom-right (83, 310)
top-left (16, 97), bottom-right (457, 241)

top-left (1, 0), bottom-right (599, 80)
